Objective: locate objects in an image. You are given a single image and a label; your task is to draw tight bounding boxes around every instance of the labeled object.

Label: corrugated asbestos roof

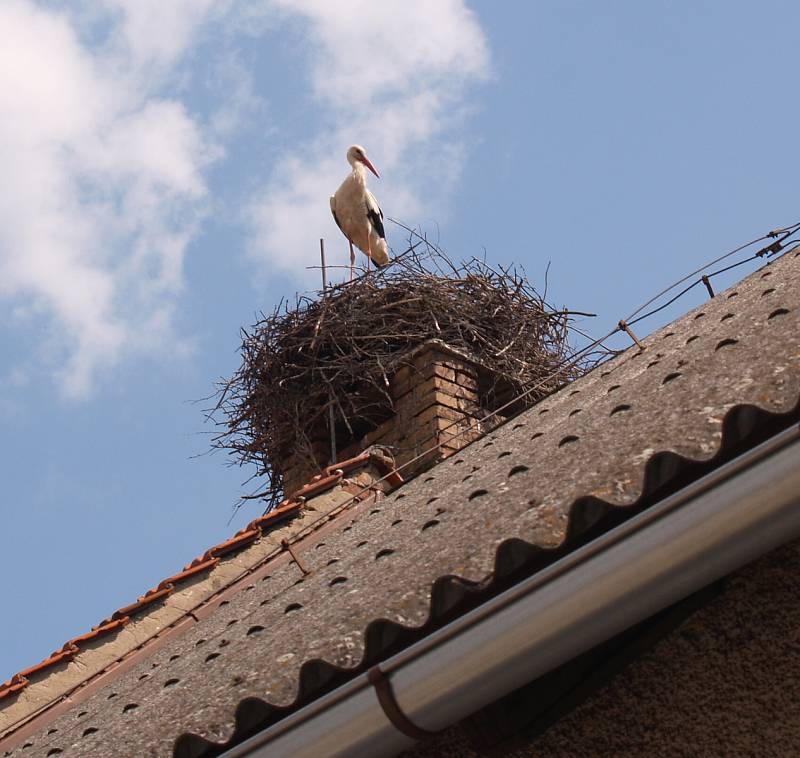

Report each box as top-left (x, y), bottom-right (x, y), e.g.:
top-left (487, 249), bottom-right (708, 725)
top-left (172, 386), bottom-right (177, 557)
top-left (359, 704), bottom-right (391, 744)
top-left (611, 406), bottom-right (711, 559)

top-left (3, 249), bottom-right (800, 757)
top-left (0, 451), bottom-right (402, 751)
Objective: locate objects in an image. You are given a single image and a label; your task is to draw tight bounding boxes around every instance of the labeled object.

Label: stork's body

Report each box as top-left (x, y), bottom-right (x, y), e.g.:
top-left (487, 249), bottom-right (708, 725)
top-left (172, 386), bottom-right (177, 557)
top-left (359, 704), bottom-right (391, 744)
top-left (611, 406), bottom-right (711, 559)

top-left (330, 145), bottom-right (389, 279)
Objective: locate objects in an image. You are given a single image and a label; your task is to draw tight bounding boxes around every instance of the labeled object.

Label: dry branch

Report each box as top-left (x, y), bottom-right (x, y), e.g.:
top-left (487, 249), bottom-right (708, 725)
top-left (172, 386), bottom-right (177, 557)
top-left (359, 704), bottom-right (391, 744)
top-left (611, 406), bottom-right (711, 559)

top-left (210, 240), bottom-right (597, 508)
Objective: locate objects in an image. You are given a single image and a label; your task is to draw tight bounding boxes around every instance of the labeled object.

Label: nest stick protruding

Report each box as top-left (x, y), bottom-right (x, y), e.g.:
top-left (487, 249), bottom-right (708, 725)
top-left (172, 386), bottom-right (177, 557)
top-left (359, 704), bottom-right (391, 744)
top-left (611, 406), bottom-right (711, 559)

top-left (210, 240), bottom-right (598, 508)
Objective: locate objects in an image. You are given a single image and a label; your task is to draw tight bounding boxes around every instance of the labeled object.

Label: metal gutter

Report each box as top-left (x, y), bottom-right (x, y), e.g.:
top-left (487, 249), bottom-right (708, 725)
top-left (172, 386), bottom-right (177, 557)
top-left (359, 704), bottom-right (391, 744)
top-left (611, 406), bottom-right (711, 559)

top-left (223, 423), bottom-right (800, 758)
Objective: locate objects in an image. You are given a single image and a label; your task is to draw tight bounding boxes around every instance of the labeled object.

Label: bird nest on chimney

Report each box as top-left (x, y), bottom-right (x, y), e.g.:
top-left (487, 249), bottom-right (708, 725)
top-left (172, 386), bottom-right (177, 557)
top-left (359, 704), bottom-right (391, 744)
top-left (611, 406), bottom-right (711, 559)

top-left (211, 242), bottom-right (597, 507)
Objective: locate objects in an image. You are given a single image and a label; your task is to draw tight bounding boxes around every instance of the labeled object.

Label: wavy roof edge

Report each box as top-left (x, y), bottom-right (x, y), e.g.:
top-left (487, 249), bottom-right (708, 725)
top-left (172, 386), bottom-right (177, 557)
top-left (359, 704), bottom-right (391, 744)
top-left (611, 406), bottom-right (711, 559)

top-left (176, 248), bottom-right (800, 755)
top-left (4, 247), bottom-right (800, 757)
top-left (176, 400), bottom-right (800, 757)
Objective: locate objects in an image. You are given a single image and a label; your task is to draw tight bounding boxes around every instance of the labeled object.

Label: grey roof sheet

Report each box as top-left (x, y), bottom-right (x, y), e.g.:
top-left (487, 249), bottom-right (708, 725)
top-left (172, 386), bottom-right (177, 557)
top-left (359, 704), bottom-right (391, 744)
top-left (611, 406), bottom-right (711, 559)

top-left (8, 250), bottom-right (800, 758)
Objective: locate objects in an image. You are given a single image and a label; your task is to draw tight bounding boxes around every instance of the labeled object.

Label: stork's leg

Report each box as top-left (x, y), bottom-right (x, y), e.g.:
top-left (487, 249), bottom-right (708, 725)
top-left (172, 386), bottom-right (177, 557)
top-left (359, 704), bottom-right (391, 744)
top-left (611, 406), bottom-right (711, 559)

top-left (366, 229), bottom-right (372, 273)
top-left (348, 239), bottom-right (356, 282)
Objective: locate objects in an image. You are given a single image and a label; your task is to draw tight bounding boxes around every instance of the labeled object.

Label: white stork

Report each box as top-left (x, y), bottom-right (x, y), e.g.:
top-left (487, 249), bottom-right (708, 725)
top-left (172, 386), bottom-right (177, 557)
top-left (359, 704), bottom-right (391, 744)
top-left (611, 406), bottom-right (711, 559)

top-left (330, 145), bottom-right (389, 280)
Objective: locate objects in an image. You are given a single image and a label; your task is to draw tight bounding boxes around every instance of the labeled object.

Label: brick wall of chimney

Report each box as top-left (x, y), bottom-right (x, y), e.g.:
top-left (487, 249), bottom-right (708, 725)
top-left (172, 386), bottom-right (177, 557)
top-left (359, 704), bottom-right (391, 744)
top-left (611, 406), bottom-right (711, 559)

top-left (280, 342), bottom-right (500, 497)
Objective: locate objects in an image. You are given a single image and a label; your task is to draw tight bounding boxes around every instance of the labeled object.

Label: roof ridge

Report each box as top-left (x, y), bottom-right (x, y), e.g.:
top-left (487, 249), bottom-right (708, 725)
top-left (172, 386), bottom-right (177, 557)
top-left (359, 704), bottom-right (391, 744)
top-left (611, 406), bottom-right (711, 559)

top-left (0, 448), bottom-right (402, 738)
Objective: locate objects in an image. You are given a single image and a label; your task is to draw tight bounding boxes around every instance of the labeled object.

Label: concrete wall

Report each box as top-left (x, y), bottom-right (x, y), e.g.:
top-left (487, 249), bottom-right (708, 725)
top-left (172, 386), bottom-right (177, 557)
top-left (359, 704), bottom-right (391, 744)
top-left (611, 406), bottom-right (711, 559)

top-left (409, 536), bottom-right (800, 757)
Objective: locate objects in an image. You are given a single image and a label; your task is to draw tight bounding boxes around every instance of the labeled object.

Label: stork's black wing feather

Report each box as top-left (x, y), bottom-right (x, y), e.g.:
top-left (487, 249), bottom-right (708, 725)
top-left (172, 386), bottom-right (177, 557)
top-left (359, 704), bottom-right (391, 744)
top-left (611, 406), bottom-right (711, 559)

top-left (365, 190), bottom-right (386, 240)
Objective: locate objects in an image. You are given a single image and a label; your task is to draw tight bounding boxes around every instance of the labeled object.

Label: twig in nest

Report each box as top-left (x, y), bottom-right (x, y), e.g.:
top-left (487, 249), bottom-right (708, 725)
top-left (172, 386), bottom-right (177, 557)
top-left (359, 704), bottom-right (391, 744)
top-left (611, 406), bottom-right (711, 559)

top-left (207, 238), bottom-right (607, 509)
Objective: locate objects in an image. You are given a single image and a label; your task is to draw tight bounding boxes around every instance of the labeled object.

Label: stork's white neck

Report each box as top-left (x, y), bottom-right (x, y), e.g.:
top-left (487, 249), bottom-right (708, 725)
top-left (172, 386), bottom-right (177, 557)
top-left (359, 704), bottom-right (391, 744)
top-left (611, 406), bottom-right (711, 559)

top-left (350, 161), bottom-right (368, 186)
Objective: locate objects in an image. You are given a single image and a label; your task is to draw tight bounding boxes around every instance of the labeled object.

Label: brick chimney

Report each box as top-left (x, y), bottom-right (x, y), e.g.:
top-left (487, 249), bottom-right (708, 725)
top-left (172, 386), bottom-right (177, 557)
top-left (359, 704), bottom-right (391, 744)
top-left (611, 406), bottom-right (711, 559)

top-left (280, 340), bottom-right (505, 497)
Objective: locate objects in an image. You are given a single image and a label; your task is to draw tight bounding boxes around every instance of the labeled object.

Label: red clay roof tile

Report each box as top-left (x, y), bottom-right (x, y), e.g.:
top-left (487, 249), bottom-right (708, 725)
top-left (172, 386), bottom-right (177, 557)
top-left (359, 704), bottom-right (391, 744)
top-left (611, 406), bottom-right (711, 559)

top-left (245, 501), bottom-right (302, 532)
top-left (157, 558), bottom-right (220, 591)
top-left (204, 528), bottom-right (260, 560)
top-left (15, 647), bottom-right (75, 684)
top-left (0, 448), bottom-right (401, 717)
top-left (63, 617), bottom-right (129, 650)
top-left (0, 680), bottom-right (27, 701)
top-left (290, 471), bottom-right (343, 501)
top-left (112, 585), bottom-right (173, 620)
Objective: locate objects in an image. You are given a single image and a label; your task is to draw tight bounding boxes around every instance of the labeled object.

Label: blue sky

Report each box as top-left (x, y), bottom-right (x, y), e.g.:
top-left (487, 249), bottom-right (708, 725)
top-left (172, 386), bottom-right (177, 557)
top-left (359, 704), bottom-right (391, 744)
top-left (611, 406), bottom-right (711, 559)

top-left (0, 0), bottom-right (797, 683)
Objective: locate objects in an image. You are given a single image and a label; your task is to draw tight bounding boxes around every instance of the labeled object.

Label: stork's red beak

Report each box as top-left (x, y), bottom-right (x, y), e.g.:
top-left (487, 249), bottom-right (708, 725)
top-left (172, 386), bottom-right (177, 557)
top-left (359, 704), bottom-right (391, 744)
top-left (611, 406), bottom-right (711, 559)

top-left (361, 155), bottom-right (380, 179)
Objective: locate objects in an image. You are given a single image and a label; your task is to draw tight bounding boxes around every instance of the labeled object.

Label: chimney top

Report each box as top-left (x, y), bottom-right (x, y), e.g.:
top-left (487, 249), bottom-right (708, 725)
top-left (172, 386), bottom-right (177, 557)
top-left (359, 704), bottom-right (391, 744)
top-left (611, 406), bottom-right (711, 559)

top-left (212, 246), bottom-right (584, 507)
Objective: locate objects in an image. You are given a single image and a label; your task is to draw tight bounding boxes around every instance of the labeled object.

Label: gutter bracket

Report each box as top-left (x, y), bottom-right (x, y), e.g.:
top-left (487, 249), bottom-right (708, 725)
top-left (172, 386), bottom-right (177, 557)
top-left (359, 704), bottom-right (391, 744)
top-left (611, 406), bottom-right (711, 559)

top-left (367, 665), bottom-right (438, 741)
top-left (280, 539), bottom-right (310, 576)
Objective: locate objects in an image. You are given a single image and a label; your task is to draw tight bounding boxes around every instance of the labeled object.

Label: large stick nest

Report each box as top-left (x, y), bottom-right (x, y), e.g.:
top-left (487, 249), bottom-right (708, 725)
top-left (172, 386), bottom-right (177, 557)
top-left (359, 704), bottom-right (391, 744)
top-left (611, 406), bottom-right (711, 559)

top-left (212, 241), bottom-right (596, 507)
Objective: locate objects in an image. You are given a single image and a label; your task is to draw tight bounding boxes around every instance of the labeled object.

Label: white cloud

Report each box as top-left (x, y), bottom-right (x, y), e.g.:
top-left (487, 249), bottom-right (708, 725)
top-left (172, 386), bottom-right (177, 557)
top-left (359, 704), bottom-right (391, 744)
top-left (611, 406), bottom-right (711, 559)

top-left (247, 0), bottom-right (490, 279)
top-left (207, 51), bottom-right (268, 140)
top-left (0, 0), bottom-right (489, 397)
top-left (0, 0), bottom-right (217, 397)
top-left (96, 0), bottom-right (221, 72)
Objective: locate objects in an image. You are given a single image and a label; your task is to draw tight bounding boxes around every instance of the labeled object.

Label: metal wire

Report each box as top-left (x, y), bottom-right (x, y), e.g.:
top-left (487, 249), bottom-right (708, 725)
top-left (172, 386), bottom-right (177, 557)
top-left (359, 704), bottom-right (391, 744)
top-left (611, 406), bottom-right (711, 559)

top-left (239, 219), bottom-right (800, 532)
top-left (624, 223), bottom-right (798, 322)
top-left (294, 220), bottom-right (798, 524)
top-left (627, 228), bottom-right (799, 327)
top-left (192, 216), bottom-right (800, 695)
top-left (370, 218), bottom-right (800, 457)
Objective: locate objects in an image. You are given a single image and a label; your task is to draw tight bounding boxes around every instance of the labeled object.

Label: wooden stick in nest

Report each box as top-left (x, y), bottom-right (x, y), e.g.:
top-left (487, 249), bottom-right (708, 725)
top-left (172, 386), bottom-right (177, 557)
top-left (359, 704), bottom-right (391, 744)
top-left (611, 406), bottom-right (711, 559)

top-left (208, 239), bottom-right (605, 507)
